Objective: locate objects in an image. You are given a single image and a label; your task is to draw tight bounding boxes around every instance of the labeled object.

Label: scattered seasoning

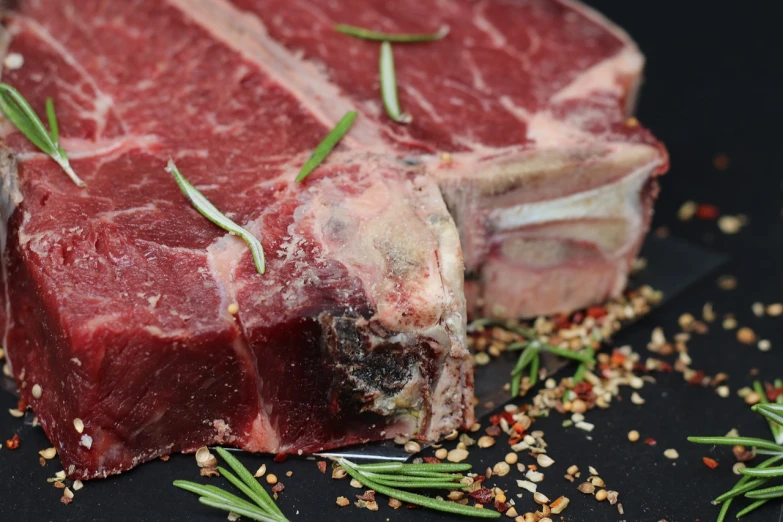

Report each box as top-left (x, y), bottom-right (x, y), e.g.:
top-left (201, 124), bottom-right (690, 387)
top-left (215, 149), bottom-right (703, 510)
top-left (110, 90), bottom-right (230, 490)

top-left (317, 461), bottom-right (327, 474)
top-left (404, 440), bottom-right (422, 454)
top-left (447, 448), bottom-right (469, 462)
top-left (736, 327), bottom-right (757, 345)
top-left (758, 339), bottom-right (771, 352)
top-left (39, 447), bottom-right (57, 459)
top-left (767, 303), bottom-right (783, 316)
top-left (577, 482), bottom-right (595, 495)
top-left (595, 489), bottom-right (608, 502)
top-left (713, 153), bottom-right (730, 170)
top-left (663, 449), bottom-right (679, 459)
top-left (295, 111), bottom-right (358, 182)
top-left (195, 447), bottom-right (217, 468)
top-left (717, 275), bottom-right (737, 290)
top-left (167, 160), bottom-right (266, 275)
top-left (627, 430), bottom-right (640, 442)
top-left (677, 201), bottom-right (697, 221)
top-left (695, 203), bottom-right (719, 220)
top-left (31, 384), bottom-right (42, 399)
top-left (717, 215), bottom-right (743, 234)
top-left (702, 457), bottom-right (719, 469)
top-left (227, 303), bottom-right (239, 315)
top-left (73, 418), bottom-right (84, 434)
top-left (254, 464), bottom-right (267, 478)
top-left (477, 436), bottom-right (495, 449)
top-left (266, 474), bottom-right (278, 485)
top-left (336, 496), bottom-right (350, 507)
top-left (645, 437), bottom-right (657, 446)
top-left (271, 482), bottom-right (285, 493)
top-left (5, 433), bottom-right (20, 449)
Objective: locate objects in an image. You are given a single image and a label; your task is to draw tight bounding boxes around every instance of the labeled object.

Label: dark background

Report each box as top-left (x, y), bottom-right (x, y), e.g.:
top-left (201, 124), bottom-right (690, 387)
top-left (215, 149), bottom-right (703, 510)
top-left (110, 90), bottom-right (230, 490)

top-left (2, 1), bottom-right (782, 521)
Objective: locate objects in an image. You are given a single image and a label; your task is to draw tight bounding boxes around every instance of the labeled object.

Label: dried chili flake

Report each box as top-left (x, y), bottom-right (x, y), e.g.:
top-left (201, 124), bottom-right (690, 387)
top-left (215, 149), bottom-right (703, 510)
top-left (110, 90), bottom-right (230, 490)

top-left (159, 455), bottom-right (170, 462)
top-left (573, 382), bottom-right (593, 396)
top-left (512, 423), bottom-right (526, 434)
top-left (570, 312), bottom-right (585, 324)
top-left (587, 306), bottom-right (607, 319)
top-left (317, 461), bottom-right (327, 474)
top-left (468, 487), bottom-right (493, 504)
top-left (696, 204), bottom-right (719, 220)
top-left (688, 370), bottom-right (706, 385)
top-left (17, 398), bottom-right (27, 411)
top-left (271, 482), bottom-right (285, 493)
top-left (611, 350), bottom-right (626, 365)
top-left (552, 315), bottom-right (571, 329)
top-left (508, 435), bottom-right (523, 446)
top-left (494, 500), bottom-right (509, 512)
top-left (5, 433), bottom-right (20, 449)
top-left (423, 456), bottom-right (441, 464)
top-left (356, 490), bottom-right (376, 502)
top-left (273, 453), bottom-right (288, 463)
top-left (703, 457), bottom-right (719, 469)
top-left (486, 425), bottom-right (502, 437)
top-left (764, 382), bottom-right (783, 401)
top-left (644, 437), bottom-right (657, 446)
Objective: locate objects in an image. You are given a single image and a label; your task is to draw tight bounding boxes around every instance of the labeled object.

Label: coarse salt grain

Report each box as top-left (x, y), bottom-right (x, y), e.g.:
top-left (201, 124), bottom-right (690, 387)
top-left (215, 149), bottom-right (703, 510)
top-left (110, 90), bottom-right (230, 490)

top-left (3, 53), bottom-right (24, 70)
top-left (80, 434), bottom-right (93, 449)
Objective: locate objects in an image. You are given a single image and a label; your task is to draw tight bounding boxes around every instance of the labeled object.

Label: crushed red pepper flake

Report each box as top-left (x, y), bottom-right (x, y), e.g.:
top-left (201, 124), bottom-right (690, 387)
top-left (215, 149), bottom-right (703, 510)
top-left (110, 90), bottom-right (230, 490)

top-left (645, 437), bottom-right (657, 446)
top-left (271, 482), bottom-right (285, 493)
top-left (696, 204), bottom-right (719, 220)
top-left (467, 487), bottom-right (493, 504)
top-left (423, 456), bottom-right (441, 464)
top-left (494, 500), bottom-right (509, 512)
top-left (317, 461), bottom-right (327, 474)
top-left (703, 457), bottom-right (719, 469)
top-left (273, 453), bottom-right (288, 463)
top-left (159, 455), bottom-right (170, 462)
top-left (5, 433), bottom-right (20, 449)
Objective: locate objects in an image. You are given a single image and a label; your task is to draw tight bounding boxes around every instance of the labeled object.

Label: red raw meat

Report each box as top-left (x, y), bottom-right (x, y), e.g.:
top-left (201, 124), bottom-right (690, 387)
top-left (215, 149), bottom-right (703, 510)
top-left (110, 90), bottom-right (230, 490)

top-left (0, 0), bottom-right (666, 478)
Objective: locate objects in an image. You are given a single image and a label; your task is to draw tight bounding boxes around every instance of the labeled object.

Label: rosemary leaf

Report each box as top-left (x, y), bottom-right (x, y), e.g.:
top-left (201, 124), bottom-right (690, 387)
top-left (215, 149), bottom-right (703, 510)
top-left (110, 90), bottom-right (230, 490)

top-left (714, 455), bottom-right (783, 503)
top-left (218, 467), bottom-right (277, 513)
top-left (335, 24), bottom-right (449, 42)
top-left (0, 83), bottom-right (84, 187)
top-left (166, 161), bottom-right (266, 275)
top-left (214, 448), bottom-right (283, 518)
top-left (174, 480), bottom-right (264, 515)
top-left (716, 498), bottom-right (731, 522)
top-left (745, 484), bottom-right (783, 500)
top-left (45, 98), bottom-right (59, 144)
top-left (199, 497), bottom-right (280, 522)
top-left (295, 111), bottom-right (356, 182)
top-left (687, 435), bottom-right (783, 454)
top-left (368, 478), bottom-right (467, 489)
top-left (529, 349), bottom-right (540, 386)
top-left (739, 465), bottom-right (783, 477)
top-left (357, 462), bottom-right (472, 473)
top-left (754, 404), bottom-right (783, 430)
top-left (541, 345), bottom-right (595, 363)
top-left (379, 41), bottom-right (411, 124)
top-left (338, 459), bottom-right (500, 518)
top-left (714, 478), bottom-right (767, 503)
top-left (735, 498), bottom-right (769, 518)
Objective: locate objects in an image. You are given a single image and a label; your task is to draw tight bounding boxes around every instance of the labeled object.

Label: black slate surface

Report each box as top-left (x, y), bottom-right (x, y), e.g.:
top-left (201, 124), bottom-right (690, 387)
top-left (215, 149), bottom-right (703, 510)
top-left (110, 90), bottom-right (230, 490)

top-left (2, 0), bottom-right (782, 520)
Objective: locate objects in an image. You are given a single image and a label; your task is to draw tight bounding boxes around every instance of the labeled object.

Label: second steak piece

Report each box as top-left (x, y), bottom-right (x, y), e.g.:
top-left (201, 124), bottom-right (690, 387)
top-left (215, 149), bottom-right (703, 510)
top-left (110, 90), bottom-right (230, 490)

top-left (227, 0), bottom-right (670, 318)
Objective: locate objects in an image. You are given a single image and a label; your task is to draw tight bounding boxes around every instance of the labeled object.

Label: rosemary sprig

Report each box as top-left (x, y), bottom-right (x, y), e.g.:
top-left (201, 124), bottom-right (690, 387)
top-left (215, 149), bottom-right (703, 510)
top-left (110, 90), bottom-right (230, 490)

top-left (295, 111), bottom-right (356, 182)
top-left (335, 458), bottom-right (499, 518)
top-left (0, 83), bottom-right (84, 187)
top-left (174, 447), bottom-right (288, 522)
top-left (689, 400), bottom-right (783, 521)
top-left (752, 380), bottom-right (783, 444)
top-left (379, 42), bottom-right (411, 123)
top-left (469, 319), bottom-right (596, 397)
top-left (335, 24), bottom-right (449, 43)
top-left (166, 160), bottom-right (266, 275)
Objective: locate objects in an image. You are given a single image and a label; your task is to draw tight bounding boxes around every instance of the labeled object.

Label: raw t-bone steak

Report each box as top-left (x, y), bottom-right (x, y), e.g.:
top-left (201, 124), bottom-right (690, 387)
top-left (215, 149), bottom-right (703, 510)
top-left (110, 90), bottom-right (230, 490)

top-left (0, 0), bottom-right (666, 478)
